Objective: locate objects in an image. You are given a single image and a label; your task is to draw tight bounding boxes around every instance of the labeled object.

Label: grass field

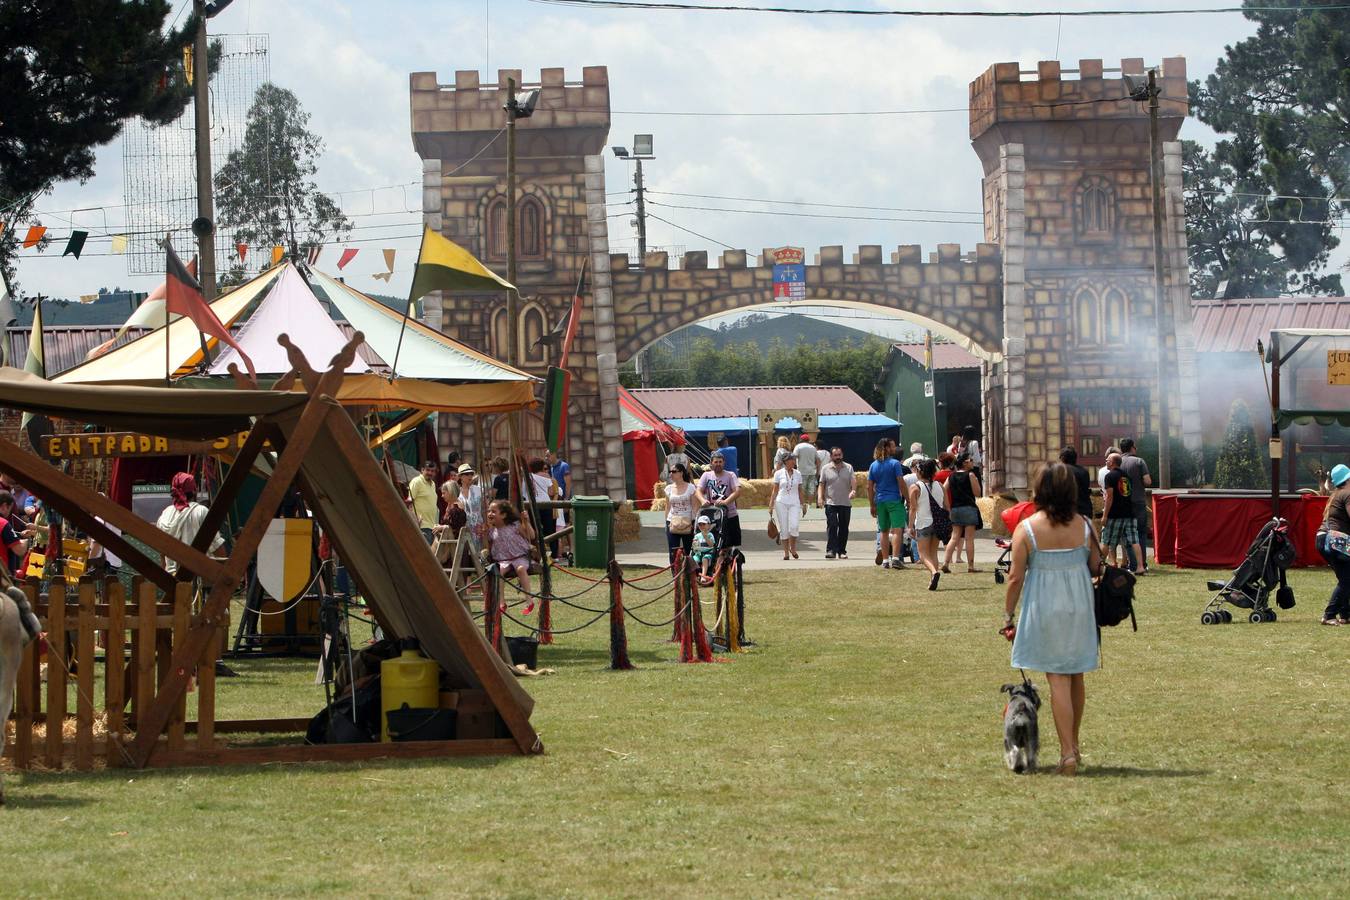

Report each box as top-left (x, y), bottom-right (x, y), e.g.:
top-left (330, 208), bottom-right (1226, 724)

top-left (6, 561), bottom-right (1350, 897)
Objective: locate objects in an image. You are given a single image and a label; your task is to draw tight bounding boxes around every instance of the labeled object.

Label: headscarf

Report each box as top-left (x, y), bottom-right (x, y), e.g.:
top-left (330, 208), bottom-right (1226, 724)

top-left (171, 472), bottom-right (197, 510)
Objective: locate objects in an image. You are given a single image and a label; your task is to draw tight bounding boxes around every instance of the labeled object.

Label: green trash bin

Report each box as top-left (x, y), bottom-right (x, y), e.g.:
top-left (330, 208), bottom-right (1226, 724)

top-left (571, 496), bottom-right (614, 569)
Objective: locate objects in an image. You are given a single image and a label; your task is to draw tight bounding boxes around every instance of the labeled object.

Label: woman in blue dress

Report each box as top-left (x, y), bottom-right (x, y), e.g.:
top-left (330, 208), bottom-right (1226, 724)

top-left (1002, 463), bottom-right (1101, 776)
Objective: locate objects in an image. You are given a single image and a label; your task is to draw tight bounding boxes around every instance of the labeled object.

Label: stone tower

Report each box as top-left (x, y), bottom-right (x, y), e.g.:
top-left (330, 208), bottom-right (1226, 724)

top-left (410, 67), bottom-right (627, 499)
top-left (969, 57), bottom-right (1202, 491)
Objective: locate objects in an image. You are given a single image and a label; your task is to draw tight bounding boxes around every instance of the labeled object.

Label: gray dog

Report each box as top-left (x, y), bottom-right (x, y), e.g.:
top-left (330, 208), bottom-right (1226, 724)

top-left (1001, 680), bottom-right (1040, 774)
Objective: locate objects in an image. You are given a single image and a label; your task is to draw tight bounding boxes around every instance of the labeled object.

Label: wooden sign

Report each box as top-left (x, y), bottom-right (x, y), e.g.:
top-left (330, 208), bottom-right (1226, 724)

top-left (755, 407), bottom-right (819, 434)
top-left (41, 431), bottom-right (268, 460)
top-left (1329, 350), bottom-right (1350, 385)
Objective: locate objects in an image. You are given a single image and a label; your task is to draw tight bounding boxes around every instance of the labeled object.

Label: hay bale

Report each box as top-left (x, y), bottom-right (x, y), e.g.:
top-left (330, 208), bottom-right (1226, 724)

top-left (613, 502), bottom-right (642, 544)
top-left (980, 495), bottom-right (1019, 536)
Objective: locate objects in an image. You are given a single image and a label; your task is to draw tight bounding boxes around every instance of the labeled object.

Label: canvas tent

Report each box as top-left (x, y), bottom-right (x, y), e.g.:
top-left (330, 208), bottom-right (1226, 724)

top-left (618, 386), bottom-right (681, 509)
top-left (54, 262), bottom-right (536, 414)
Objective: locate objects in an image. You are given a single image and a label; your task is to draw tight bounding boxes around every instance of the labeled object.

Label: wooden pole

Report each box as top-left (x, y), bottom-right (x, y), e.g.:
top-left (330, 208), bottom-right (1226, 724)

top-left (1146, 68), bottom-right (1172, 489)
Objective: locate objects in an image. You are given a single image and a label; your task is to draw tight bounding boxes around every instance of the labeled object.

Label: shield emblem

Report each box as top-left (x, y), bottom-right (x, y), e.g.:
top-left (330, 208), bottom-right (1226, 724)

top-left (257, 518), bottom-right (314, 602)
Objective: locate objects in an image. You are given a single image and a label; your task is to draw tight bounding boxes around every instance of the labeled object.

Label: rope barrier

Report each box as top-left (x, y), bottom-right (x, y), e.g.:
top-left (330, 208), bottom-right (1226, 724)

top-left (500, 605), bottom-right (612, 636)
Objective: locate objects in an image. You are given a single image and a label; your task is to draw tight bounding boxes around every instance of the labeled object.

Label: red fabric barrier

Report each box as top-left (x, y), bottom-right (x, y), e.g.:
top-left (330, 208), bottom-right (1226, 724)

top-left (1152, 494), bottom-right (1177, 565)
top-left (1165, 493), bottom-right (1327, 569)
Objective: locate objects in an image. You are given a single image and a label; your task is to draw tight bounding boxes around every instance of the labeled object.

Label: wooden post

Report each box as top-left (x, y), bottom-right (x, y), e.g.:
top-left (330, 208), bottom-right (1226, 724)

top-left (106, 577), bottom-right (126, 762)
top-left (75, 580), bottom-right (96, 769)
top-left (45, 582), bottom-right (67, 769)
top-left (136, 582), bottom-right (157, 737)
top-left (13, 583), bottom-right (37, 769)
top-left (197, 620), bottom-right (217, 751)
top-left (168, 583), bottom-right (190, 751)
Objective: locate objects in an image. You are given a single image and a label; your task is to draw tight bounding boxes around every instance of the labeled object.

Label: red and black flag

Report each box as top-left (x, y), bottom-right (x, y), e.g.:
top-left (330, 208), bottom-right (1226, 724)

top-left (166, 242), bottom-right (256, 380)
top-left (542, 366), bottom-right (571, 454)
top-left (534, 258), bottom-right (588, 370)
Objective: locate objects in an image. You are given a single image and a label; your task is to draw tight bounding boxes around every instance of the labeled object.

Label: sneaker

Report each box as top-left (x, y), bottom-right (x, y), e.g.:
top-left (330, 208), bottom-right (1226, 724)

top-left (889, 557), bottom-right (906, 570)
top-left (839, 552), bottom-right (848, 560)
top-left (929, 572), bottom-right (941, 591)
top-left (875, 547), bottom-right (885, 566)
top-left (825, 552), bottom-right (836, 560)
top-left (882, 558), bottom-right (892, 569)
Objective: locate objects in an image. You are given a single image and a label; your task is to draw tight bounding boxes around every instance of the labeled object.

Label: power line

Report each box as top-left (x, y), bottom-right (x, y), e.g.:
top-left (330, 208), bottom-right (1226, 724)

top-left (529, 0), bottom-right (1347, 16)
top-left (645, 213), bottom-right (741, 252)
top-left (645, 189), bottom-right (980, 216)
top-left (646, 199), bottom-right (984, 225)
top-left (613, 94), bottom-right (1193, 118)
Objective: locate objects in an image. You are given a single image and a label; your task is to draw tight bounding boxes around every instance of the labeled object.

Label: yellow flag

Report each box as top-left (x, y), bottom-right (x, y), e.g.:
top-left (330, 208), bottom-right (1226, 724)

top-left (110, 234), bottom-right (128, 254)
top-left (271, 245), bottom-right (285, 265)
top-left (408, 227), bottom-right (514, 303)
top-left (183, 46), bottom-right (194, 86)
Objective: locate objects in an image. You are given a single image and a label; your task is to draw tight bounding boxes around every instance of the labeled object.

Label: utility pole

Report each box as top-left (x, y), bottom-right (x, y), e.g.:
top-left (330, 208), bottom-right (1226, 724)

top-left (505, 76), bottom-right (520, 368)
top-left (634, 157), bottom-right (648, 261)
top-left (192, 0), bottom-right (217, 303)
top-left (1144, 68), bottom-right (1172, 489)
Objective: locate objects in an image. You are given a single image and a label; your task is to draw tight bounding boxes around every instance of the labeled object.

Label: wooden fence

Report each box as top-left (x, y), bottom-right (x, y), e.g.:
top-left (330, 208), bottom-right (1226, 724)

top-left (4, 578), bottom-right (223, 771)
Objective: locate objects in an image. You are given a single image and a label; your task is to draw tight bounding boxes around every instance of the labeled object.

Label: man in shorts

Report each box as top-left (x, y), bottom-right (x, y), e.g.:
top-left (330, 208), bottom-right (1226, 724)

top-left (1101, 453), bottom-right (1143, 570)
top-left (868, 438), bottom-right (907, 569)
top-left (1118, 437), bottom-right (1153, 573)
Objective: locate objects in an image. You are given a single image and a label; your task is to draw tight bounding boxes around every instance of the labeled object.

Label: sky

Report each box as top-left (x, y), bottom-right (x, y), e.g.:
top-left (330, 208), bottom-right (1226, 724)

top-left (14, 0), bottom-right (1264, 341)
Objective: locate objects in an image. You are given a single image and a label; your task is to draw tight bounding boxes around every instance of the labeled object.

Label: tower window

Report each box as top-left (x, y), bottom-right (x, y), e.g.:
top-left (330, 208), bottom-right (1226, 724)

top-left (1074, 175), bottom-right (1115, 243)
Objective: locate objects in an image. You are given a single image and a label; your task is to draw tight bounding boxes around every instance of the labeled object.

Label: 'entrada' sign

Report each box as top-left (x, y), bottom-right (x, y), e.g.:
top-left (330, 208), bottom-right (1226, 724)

top-left (1329, 350), bottom-right (1350, 385)
top-left (41, 431), bottom-right (267, 459)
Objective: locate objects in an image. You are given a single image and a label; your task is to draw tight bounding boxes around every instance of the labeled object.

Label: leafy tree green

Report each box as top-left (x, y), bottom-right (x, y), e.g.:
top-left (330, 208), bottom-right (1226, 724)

top-left (620, 336), bottom-right (891, 409)
top-left (1213, 399), bottom-right (1267, 489)
top-left (0, 1), bottom-right (200, 288)
top-left (215, 83), bottom-right (350, 284)
top-left (1188, 2), bottom-right (1347, 298)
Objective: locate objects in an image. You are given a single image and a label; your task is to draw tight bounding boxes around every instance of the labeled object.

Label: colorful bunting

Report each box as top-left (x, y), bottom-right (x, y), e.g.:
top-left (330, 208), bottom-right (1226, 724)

top-left (62, 230), bottom-right (88, 259)
top-left (236, 242), bottom-right (248, 263)
top-left (183, 45), bottom-right (194, 86)
top-left (372, 248), bottom-right (396, 282)
top-left (20, 297), bottom-right (45, 430)
top-left (22, 226), bottom-right (45, 248)
top-left (271, 245), bottom-right (285, 266)
top-left (307, 244), bottom-right (322, 265)
top-left (0, 222), bottom-right (6, 239)
top-left (110, 234), bottom-right (128, 254)
top-left (337, 247), bottom-right (358, 270)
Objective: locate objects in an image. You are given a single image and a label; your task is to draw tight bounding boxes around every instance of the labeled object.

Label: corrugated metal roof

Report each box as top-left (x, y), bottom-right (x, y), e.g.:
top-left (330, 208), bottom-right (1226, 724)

top-left (667, 413), bottom-right (898, 433)
top-left (892, 341), bottom-right (981, 371)
top-left (4, 326), bottom-right (150, 377)
top-left (630, 386), bottom-right (876, 419)
top-left (1191, 297), bottom-right (1350, 353)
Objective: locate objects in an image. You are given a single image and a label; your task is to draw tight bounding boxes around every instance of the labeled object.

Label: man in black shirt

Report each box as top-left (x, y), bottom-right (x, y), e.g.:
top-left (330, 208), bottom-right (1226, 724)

top-left (1101, 453), bottom-right (1143, 570)
top-left (1059, 446), bottom-right (1094, 520)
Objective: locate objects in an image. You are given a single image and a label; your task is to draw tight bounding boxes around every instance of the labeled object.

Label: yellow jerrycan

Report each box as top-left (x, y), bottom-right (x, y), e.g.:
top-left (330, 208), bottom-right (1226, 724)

top-left (380, 638), bottom-right (440, 742)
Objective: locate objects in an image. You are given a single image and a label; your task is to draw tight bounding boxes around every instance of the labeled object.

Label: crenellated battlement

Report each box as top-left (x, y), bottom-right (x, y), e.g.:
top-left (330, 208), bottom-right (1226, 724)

top-left (607, 243), bottom-right (1001, 273)
top-left (410, 67), bottom-right (610, 161)
top-left (969, 56), bottom-right (1187, 141)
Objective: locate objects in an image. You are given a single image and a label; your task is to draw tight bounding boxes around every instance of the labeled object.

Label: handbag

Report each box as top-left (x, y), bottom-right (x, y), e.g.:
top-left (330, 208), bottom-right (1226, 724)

top-left (669, 514), bottom-right (693, 535)
top-left (767, 516), bottom-right (780, 541)
top-left (924, 483), bottom-right (953, 544)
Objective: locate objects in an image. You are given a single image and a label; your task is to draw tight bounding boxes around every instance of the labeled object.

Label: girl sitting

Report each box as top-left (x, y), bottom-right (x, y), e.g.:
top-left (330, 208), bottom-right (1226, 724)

top-left (487, 500), bottom-right (535, 595)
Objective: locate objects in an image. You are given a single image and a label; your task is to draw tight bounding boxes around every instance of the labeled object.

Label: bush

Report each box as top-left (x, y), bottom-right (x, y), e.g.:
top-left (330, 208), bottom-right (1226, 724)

top-left (1135, 433), bottom-right (1204, 487)
top-left (1213, 399), bottom-right (1267, 489)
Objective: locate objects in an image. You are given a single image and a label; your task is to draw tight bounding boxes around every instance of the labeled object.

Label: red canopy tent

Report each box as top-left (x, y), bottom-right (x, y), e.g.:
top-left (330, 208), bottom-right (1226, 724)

top-left (619, 386), bottom-right (681, 509)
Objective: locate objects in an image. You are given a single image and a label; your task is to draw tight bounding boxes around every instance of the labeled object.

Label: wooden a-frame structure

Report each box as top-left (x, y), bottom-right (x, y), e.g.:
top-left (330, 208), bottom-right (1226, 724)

top-left (0, 334), bottom-right (540, 768)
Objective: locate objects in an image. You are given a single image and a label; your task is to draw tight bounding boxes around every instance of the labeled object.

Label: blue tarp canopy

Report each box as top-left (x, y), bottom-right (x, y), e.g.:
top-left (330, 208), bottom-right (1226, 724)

top-left (666, 414), bottom-right (900, 434)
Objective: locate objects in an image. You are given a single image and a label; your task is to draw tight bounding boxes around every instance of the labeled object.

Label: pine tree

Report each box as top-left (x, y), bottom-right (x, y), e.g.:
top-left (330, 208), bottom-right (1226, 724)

top-left (0, 1), bottom-right (200, 288)
top-left (214, 83), bottom-right (351, 283)
top-left (1213, 399), bottom-right (1267, 489)
top-left (1189, 3), bottom-right (1349, 297)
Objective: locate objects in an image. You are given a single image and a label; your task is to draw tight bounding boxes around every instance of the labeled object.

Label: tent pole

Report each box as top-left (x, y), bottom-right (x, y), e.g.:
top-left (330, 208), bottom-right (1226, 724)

top-left (1270, 332), bottom-right (1280, 518)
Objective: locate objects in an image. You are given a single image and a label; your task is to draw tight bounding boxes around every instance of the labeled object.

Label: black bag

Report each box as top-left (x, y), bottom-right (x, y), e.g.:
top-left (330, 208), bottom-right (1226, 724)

top-left (924, 483), bottom-right (953, 544)
top-left (1095, 564), bottom-right (1137, 631)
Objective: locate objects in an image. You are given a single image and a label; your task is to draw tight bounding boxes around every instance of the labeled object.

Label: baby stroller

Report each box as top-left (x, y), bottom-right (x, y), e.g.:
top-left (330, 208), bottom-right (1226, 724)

top-left (993, 501), bottom-right (1037, 585)
top-left (694, 504), bottom-right (751, 649)
top-left (1200, 517), bottom-right (1296, 624)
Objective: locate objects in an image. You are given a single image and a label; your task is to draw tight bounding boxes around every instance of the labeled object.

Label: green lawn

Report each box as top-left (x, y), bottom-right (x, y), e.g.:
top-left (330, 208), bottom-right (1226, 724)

top-left (6, 563), bottom-right (1350, 897)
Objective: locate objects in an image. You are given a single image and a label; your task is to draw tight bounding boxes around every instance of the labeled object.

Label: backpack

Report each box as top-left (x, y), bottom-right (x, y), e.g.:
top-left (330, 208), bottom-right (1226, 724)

top-left (923, 482), bottom-right (952, 544)
top-left (1095, 563), bottom-right (1137, 631)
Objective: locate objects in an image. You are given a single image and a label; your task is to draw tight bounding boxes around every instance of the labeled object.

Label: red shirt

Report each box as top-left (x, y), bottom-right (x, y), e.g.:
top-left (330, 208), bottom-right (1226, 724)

top-left (934, 470), bottom-right (953, 484)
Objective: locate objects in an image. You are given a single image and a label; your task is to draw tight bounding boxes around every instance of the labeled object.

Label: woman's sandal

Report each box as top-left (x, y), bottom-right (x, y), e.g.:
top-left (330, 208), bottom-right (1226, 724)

top-left (1055, 753), bottom-right (1078, 777)
top-left (791, 550), bottom-right (799, 559)
top-left (1322, 618), bottom-right (1343, 626)
top-left (941, 565), bottom-right (952, 574)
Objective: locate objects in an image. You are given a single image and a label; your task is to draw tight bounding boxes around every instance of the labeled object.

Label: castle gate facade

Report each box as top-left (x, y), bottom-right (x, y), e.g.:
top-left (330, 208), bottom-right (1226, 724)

top-left (410, 57), bottom-right (1202, 499)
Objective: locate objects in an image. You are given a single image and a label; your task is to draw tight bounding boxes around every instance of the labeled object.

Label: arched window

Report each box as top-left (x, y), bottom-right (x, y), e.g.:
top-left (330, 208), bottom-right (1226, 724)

top-left (485, 197), bottom-right (508, 260)
top-left (490, 306), bottom-right (509, 359)
top-left (522, 302), bottom-right (547, 365)
top-left (1074, 175), bottom-right (1115, 243)
top-left (518, 196), bottom-right (545, 259)
top-left (1101, 286), bottom-right (1129, 345)
top-left (1074, 285), bottom-right (1101, 345)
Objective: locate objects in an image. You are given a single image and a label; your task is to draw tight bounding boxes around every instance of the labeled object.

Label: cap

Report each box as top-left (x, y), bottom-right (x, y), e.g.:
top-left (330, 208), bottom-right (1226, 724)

top-left (457, 463), bottom-right (475, 476)
top-left (696, 515), bottom-right (711, 525)
top-left (800, 433), bottom-right (812, 442)
top-left (1332, 464), bottom-right (1350, 487)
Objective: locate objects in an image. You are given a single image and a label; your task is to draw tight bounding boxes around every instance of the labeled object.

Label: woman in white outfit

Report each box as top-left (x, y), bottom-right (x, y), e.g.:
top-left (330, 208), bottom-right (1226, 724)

top-left (769, 453), bottom-right (806, 560)
top-left (907, 457), bottom-right (949, 590)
